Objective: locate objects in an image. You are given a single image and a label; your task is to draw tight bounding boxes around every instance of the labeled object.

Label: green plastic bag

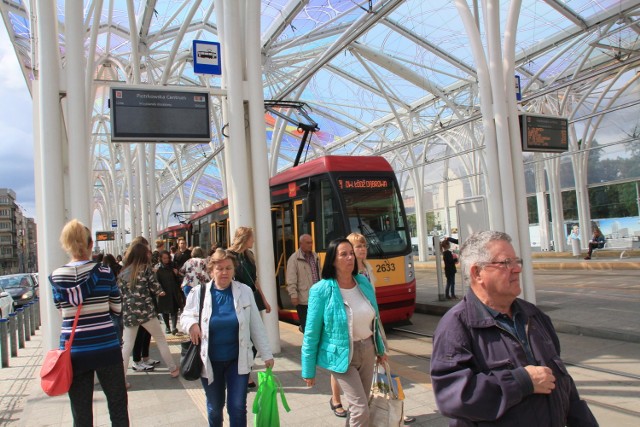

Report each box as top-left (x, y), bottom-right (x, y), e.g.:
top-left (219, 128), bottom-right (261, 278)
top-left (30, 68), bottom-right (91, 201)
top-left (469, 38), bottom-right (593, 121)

top-left (252, 367), bottom-right (291, 427)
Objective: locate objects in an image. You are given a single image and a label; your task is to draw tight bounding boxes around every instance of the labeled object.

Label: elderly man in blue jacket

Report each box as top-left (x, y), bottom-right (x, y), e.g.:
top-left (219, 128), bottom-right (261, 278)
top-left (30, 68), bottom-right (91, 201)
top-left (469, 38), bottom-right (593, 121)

top-left (430, 230), bottom-right (598, 427)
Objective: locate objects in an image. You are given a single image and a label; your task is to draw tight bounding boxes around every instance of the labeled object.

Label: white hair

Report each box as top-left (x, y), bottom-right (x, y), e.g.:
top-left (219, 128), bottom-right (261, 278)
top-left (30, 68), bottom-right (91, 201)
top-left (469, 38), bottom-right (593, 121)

top-left (459, 231), bottom-right (512, 285)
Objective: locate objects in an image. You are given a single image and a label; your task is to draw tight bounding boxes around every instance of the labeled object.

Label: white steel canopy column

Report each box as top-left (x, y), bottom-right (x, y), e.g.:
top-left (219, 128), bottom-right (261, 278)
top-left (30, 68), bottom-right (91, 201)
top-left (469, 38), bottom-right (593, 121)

top-left (247, 0), bottom-right (280, 353)
top-left (149, 144), bottom-right (158, 239)
top-left (220, 0), bottom-right (253, 231)
top-left (35, 0), bottom-right (67, 350)
top-left (64, 0), bottom-right (91, 224)
top-left (455, 0), bottom-right (534, 302)
top-left (138, 144), bottom-right (150, 239)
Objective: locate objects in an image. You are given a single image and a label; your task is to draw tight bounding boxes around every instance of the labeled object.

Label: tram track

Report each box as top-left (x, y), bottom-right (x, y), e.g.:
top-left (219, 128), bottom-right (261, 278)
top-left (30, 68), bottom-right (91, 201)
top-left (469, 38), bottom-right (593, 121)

top-left (387, 327), bottom-right (640, 381)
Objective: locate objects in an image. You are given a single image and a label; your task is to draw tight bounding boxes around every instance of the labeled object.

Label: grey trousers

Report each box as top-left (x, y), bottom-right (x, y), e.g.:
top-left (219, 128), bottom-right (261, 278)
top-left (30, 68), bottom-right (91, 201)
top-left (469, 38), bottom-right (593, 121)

top-left (332, 338), bottom-right (376, 426)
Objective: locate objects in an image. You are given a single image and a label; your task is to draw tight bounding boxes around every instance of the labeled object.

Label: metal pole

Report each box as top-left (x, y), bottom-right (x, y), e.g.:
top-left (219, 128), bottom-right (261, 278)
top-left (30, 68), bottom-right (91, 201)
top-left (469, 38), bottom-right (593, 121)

top-left (29, 302), bottom-right (37, 335)
top-left (23, 304), bottom-right (32, 341)
top-left (8, 312), bottom-right (17, 357)
top-left (433, 235), bottom-right (445, 301)
top-left (34, 299), bottom-right (41, 328)
top-left (0, 318), bottom-right (9, 368)
top-left (16, 308), bottom-right (25, 349)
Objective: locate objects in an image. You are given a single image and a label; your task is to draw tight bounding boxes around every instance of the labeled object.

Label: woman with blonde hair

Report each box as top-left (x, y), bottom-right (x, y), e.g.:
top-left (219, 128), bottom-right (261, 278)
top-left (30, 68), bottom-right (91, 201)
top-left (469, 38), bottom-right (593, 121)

top-left (48, 219), bottom-right (129, 426)
top-left (347, 233), bottom-right (374, 282)
top-left (118, 242), bottom-right (179, 386)
top-left (228, 227), bottom-right (271, 314)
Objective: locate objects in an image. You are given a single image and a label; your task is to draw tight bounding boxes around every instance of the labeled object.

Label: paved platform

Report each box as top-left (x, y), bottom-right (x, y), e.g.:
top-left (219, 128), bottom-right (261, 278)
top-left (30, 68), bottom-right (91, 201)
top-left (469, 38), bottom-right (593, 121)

top-left (1, 255), bottom-right (638, 426)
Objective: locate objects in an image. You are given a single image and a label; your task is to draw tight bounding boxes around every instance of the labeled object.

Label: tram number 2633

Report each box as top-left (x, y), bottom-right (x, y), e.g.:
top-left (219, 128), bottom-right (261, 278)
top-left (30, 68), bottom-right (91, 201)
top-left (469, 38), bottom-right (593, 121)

top-left (376, 261), bottom-right (396, 273)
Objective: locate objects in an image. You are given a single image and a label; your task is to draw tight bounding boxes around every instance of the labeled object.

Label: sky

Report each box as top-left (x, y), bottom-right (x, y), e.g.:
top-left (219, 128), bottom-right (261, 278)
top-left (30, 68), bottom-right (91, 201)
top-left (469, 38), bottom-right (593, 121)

top-left (0, 24), bottom-right (35, 220)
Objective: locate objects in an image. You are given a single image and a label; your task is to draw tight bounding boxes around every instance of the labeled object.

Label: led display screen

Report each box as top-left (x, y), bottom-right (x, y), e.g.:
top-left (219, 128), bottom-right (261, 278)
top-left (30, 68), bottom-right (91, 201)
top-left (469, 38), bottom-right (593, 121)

top-left (110, 87), bottom-right (211, 142)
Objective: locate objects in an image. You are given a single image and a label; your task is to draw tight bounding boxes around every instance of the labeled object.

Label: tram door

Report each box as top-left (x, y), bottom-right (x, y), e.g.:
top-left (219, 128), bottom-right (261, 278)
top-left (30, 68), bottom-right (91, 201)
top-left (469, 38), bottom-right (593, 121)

top-left (272, 204), bottom-right (297, 319)
top-left (210, 220), bottom-right (230, 251)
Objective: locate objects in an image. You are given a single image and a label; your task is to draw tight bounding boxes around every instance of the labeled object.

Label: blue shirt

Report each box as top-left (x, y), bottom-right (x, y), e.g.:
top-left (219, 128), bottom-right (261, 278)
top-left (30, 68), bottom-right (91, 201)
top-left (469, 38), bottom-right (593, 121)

top-left (484, 302), bottom-right (536, 365)
top-left (208, 286), bottom-right (239, 362)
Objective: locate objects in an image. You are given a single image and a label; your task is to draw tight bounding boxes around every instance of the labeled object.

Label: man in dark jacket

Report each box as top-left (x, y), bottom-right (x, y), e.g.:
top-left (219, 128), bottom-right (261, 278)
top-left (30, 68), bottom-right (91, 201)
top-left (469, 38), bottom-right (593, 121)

top-left (430, 230), bottom-right (598, 427)
top-left (173, 237), bottom-right (191, 270)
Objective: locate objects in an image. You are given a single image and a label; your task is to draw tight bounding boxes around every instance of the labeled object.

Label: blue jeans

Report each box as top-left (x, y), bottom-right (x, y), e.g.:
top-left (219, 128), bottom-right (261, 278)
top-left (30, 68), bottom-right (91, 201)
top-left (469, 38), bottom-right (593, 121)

top-left (445, 273), bottom-right (456, 298)
top-left (201, 359), bottom-right (249, 427)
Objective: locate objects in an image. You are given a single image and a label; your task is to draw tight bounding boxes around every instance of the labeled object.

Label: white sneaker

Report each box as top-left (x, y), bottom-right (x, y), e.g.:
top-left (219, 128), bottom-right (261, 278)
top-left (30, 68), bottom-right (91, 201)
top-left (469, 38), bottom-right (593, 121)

top-left (143, 358), bottom-right (160, 366)
top-left (132, 362), bottom-right (155, 371)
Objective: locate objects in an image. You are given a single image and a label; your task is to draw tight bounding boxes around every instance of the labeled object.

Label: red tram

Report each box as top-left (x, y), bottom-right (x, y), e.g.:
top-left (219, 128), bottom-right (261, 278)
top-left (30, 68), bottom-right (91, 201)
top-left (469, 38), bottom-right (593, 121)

top-left (162, 156), bottom-right (416, 325)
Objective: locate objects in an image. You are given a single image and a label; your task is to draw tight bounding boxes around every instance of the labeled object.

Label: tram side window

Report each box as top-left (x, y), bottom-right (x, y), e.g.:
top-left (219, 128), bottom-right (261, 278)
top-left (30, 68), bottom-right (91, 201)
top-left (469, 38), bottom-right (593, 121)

top-left (200, 221), bottom-right (210, 252)
top-left (317, 179), bottom-right (343, 251)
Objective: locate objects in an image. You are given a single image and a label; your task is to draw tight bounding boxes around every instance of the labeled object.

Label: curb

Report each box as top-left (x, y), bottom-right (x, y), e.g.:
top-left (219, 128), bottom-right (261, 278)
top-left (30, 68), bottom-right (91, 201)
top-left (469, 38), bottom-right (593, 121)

top-left (413, 303), bottom-right (640, 344)
top-left (551, 321), bottom-right (640, 344)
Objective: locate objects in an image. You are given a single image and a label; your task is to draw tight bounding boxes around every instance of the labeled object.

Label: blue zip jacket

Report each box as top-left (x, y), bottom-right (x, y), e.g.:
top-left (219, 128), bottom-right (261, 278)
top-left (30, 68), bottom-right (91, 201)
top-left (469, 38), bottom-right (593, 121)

top-left (301, 274), bottom-right (385, 379)
top-left (430, 289), bottom-right (598, 426)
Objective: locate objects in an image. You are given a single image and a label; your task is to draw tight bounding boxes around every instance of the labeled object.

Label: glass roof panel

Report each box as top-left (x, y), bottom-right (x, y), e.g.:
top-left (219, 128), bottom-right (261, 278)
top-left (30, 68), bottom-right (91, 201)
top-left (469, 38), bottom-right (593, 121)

top-left (2, 0), bottom-right (639, 227)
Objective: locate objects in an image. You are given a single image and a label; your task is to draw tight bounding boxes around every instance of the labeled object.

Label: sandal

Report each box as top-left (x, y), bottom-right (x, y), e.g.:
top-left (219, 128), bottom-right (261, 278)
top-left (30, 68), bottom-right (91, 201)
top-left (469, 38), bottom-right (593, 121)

top-left (330, 398), bottom-right (347, 418)
top-left (169, 367), bottom-right (180, 378)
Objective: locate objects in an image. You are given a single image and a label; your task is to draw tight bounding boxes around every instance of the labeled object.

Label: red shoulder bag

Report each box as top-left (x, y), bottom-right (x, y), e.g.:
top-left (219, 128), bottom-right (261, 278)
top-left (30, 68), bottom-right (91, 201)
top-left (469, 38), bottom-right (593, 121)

top-left (40, 303), bottom-right (83, 396)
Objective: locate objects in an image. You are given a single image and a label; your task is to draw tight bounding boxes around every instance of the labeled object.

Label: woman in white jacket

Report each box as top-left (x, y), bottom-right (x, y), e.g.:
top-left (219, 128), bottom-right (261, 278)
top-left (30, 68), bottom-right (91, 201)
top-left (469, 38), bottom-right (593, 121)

top-left (180, 248), bottom-right (274, 427)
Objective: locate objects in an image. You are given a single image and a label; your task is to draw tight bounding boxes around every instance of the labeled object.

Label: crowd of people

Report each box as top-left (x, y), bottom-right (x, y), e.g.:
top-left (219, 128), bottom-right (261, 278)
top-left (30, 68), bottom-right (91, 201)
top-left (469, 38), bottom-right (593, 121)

top-left (48, 219), bottom-right (598, 427)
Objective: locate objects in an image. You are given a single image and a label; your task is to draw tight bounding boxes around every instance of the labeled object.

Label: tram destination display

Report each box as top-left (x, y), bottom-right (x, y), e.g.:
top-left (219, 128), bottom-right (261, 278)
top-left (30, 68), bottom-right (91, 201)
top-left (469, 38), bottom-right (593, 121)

top-left (519, 113), bottom-right (568, 153)
top-left (110, 87), bottom-right (211, 142)
top-left (337, 177), bottom-right (392, 191)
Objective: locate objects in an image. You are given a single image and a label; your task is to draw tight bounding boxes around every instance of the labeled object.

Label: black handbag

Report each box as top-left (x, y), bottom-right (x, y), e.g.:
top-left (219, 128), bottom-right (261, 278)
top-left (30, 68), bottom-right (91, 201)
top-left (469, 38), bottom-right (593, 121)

top-left (180, 284), bottom-right (206, 381)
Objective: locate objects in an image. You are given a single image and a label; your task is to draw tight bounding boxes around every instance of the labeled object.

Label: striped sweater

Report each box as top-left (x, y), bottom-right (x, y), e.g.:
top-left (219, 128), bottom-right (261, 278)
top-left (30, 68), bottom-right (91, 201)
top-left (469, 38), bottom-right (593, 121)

top-left (49, 261), bottom-right (123, 374)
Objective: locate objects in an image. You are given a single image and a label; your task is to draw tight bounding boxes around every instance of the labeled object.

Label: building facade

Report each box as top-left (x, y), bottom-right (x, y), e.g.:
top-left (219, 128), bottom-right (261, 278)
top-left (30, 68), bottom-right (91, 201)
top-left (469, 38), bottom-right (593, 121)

top-left (0, 188), bottom-right (37, 274)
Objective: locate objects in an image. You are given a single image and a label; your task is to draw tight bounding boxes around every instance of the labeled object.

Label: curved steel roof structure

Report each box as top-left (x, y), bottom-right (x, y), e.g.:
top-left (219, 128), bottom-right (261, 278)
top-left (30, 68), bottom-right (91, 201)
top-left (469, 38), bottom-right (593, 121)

top-left (1, 0), bottom-right (639, 232)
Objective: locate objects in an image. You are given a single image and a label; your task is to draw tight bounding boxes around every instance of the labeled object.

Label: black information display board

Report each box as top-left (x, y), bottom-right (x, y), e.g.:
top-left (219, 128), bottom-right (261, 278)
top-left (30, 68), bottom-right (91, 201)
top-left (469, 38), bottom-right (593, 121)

top-left (110, 87), bottom-right (211, 142)
top-left (519, 113), bottom-right (568, 153)
top-left (96, 231), bottom-right (115, 241)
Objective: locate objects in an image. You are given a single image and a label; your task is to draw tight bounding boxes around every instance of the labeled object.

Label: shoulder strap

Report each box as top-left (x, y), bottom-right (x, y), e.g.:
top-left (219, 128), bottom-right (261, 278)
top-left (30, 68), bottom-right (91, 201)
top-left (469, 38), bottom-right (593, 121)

top-left (239, 255), bottom-right (256, 286)
top-left (198, 284), bottom-right (206, 327)
top-left (66, 302), bottom-right (84, 349)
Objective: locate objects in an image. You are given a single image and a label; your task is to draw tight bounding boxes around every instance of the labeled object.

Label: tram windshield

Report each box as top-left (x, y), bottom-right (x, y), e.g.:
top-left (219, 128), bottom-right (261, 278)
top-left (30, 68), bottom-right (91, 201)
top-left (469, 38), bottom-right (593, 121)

top-left (339, 176), bottom-right (410, 257)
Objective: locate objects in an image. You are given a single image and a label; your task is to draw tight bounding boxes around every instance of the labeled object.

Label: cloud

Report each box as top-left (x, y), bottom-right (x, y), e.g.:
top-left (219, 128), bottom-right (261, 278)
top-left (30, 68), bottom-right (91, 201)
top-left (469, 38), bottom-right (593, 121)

top-left (0, 25), bottom-right (35, 219)
top-left (0, 25), bottom-right (29, 91)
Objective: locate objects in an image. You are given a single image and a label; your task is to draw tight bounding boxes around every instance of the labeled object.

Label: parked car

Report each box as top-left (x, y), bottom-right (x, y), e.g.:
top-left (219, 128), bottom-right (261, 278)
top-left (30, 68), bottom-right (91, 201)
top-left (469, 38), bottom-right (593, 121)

top-left (0, 285), bottom-right (14, 318)
top-left (0, 274), bottom-right (38, 308)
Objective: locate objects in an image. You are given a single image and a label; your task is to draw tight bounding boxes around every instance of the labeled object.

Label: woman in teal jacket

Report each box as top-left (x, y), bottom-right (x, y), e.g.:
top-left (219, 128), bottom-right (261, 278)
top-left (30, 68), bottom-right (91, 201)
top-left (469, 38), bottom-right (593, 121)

top-left (301, 238), bottom-right (387, 426)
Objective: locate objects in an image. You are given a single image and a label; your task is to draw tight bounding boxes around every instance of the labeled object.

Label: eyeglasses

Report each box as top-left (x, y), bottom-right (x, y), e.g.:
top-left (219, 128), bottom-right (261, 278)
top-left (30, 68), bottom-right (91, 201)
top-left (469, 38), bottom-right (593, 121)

top-left (480, 257), bottom-right (523, 269)
top-left (354, 244), bottom-right (369, 249)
